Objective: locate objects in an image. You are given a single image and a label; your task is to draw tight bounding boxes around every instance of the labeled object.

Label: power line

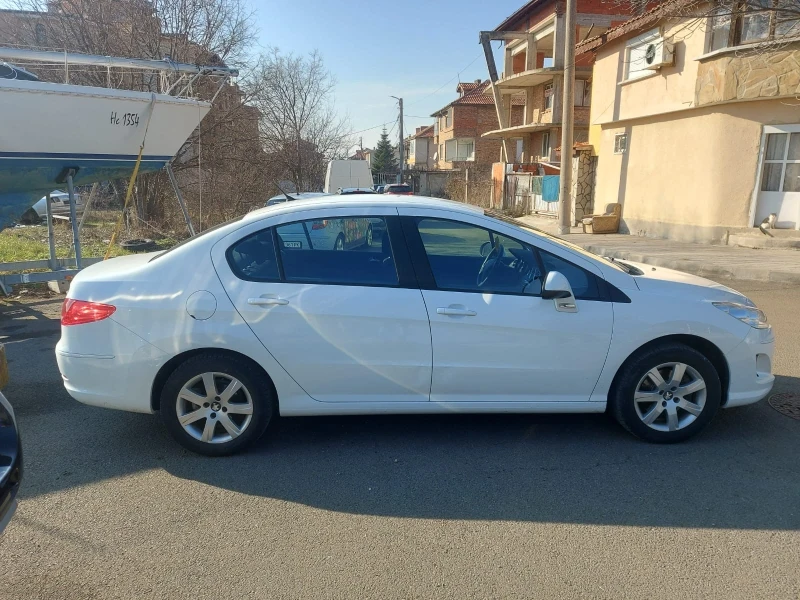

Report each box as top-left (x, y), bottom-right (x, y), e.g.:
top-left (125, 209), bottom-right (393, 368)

top-left (404, 53), bottom-right (484, 109)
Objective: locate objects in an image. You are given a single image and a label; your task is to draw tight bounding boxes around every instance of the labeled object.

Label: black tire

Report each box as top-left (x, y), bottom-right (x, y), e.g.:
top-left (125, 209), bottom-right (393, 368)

top-left (120, 238), bottom-right (156, 252)
top-left (333, 233), bottom-right (345, 251)
top-left (364, 224), bottom-right (373, 248)
top-left (609, 342), bottom-right (721, 443)
top-left (159, 353), bottom-right (275, 456)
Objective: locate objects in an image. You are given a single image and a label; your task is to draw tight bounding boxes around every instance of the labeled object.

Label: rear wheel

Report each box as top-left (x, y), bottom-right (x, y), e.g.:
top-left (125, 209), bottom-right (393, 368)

top-left (364, 224), bottom-right (373, 248)
top-left (160, 353), bottom-right (275, 456)
top-left (610, 343), bottom-right (721, 443)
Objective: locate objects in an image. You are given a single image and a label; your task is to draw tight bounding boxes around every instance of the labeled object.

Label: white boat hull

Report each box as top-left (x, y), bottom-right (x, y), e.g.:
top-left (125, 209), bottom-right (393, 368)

top-left (0, 79), bottom-right (211, 229)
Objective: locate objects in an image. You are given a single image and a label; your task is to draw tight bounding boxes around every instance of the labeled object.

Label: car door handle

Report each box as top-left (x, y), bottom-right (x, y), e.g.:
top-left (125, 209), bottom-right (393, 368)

top-left (247, 297), bottom-right (289, 306)
top-left (437, 307), bottom-right (477, 316)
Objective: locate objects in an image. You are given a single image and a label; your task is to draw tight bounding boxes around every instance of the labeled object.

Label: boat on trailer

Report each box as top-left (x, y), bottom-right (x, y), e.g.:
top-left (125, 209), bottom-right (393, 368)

top-left (0, 47), bottom-right (237, 231)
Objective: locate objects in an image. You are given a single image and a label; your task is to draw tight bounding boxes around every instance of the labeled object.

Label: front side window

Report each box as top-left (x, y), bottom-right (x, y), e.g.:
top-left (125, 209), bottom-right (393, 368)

top-left (539, 249), bottom-right (602, 300)
top-left (275, 216), bottom-right (397, 286)
top-left (415, 218), bottom-right (543, 295)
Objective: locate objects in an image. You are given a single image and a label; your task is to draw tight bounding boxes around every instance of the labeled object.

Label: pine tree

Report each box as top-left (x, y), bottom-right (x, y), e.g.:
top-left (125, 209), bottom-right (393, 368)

top-left (371, 127), bottom-right (398, 174)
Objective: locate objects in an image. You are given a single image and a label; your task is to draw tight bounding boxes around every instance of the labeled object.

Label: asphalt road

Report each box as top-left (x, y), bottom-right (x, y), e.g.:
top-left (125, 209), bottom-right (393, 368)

top-left (1, 280), bottom-right (798, 599)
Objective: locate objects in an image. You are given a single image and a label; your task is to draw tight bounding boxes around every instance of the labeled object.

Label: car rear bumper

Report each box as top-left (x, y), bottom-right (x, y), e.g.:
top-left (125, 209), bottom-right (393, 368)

top-left (0, 391), bottom-right (22, 535)
top-left (56, 320), bottom-right (167, 414)
top-left (724, 326), bottom-right (775, 408)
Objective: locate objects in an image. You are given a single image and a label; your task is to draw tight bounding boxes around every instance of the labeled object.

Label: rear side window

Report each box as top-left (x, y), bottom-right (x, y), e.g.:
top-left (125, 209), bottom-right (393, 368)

top-left (539, 249), bottom-right (602, 300)
top-left (227, 228), bottom-right (281, 281)
top-left (275, 217), bottom-right (398, 286)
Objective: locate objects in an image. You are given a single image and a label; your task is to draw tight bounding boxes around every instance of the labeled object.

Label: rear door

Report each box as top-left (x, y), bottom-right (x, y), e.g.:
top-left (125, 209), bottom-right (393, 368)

top-left (212, 207), bottom-right (432, 403)
top-left (398, 207), bottom-right (614, 404)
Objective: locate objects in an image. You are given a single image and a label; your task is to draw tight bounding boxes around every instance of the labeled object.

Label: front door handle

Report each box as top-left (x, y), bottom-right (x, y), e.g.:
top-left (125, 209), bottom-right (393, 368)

top-left (437, 306), bottom-right (477, 317)
top-left (247, 297), bottom-right (289, 306)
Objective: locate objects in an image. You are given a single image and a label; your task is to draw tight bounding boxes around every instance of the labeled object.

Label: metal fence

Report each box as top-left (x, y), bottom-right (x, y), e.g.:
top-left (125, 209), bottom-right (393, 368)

top-left (504, 173), bottom-right (560, 216)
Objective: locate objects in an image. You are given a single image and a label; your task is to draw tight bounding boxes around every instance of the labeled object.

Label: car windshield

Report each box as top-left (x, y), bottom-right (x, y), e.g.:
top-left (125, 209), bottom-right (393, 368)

top-left (386, 185), bottom-right (411, 193)
top-left (483, 210), bottom-right (637, 274)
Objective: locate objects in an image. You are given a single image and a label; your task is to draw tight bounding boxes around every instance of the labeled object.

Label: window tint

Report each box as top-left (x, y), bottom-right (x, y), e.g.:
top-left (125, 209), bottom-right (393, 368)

top-left (539, 249), bottom-right (601, 300)
top-left (276, 217), bottom-right (397, 286)
top-left (416, 218), bottom-right (542, 295)
top-left (228, 228), bottom-right (281, 281)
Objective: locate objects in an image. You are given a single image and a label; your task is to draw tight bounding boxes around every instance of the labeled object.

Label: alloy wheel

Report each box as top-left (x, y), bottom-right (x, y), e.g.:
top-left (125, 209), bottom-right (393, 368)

top-left (175, 372), bottom-right (254, 444)
top-left (633, 362), bottom-right (707, 432)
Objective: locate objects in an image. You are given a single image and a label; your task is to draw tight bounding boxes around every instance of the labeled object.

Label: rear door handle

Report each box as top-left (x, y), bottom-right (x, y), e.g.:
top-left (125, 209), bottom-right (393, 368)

top-left (247, 297), bottom-right (289, 306)
top-left (437, 307), bottom-right (477, 316)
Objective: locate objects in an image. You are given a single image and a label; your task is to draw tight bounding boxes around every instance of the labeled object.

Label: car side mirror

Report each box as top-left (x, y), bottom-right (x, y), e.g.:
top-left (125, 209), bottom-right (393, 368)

top-left (542, 271), bottom-right (577, 312)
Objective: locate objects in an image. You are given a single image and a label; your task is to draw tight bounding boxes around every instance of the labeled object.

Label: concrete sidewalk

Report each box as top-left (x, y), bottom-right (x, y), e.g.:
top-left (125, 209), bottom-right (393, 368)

top-left (518, 215), bottom-right (800, 284)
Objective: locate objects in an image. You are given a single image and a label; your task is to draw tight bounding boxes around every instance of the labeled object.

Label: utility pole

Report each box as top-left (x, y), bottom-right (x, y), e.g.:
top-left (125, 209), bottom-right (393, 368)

top-left (558, 0), bottom-right (577, 235)
top-left (396, 97), bottom-right (404, 184)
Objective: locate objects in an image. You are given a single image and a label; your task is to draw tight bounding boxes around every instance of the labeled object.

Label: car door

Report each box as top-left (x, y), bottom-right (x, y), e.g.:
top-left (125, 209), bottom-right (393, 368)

top-left (212, 207), bottom-right (432, 403)
top-left (398, 208), bottom-right (614, 404)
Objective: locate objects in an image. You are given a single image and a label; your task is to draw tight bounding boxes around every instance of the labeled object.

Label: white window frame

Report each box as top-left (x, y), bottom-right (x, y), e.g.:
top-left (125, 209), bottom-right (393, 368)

top-left (614, 132), bottom-right (628, 154)
top-left (624, 28), bottom-right (661, 81)
top-left (541, 131), bottom-right (550, 159)
top-left (749, 124), bottom-right (800, 227)
top-left (574, 79), bottom-right (591, 107)
top-left (445, 138), bottom-right (475, 162)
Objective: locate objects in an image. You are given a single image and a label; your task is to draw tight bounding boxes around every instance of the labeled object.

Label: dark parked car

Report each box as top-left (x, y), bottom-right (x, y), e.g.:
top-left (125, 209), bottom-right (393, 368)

top-left (383, 183), bottom-right (413, 195)
top-left (0, 344), bottom-right (22, 535)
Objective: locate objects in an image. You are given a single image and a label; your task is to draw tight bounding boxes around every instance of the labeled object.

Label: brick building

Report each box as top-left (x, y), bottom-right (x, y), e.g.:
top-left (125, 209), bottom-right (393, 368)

top-left (480, 0), bottom-right (640, 164)
top-left (430, 80), bottom-right (524, 170)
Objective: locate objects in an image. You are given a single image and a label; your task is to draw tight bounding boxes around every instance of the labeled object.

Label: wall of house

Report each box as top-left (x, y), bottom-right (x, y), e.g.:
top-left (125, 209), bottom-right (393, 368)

top-left (593, 99), bottom-right (800, 242)
top-left (590, 19), bottom-right (706, 126)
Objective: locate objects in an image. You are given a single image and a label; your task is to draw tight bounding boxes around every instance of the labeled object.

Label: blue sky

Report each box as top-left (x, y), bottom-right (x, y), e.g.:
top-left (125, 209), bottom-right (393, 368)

top-left (252, 0), bottom-right (524, 151)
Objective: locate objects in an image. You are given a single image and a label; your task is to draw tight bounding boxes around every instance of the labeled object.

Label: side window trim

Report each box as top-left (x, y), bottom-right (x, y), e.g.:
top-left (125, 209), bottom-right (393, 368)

top-left (226, 228), bottom-right (282, 283)
top-left (270, 225), bottom-right (285, 281)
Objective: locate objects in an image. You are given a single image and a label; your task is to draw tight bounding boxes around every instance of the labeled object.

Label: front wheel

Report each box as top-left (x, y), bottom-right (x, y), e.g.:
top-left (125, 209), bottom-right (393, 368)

top-left (160, 353), bottom-right (275, 456)
top-left (610, 343), bottom-right (721, 443)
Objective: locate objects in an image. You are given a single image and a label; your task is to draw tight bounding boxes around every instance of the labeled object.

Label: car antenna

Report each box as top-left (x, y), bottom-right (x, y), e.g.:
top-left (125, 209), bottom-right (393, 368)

top-left (274, 182), bottom-right (297, 201)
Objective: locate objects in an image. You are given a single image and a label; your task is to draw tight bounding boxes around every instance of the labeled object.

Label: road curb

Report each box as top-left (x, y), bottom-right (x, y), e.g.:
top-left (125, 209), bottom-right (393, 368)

top-left (580, 244), bottom-right (800, 284)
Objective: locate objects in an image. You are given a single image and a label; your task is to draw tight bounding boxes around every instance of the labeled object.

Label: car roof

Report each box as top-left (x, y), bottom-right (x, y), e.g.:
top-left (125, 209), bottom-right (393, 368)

top-left (244, 194), bottom-right (483, 222)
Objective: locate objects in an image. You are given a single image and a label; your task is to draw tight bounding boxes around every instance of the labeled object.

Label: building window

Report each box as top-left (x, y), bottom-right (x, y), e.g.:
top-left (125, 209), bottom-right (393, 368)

top-left (541, 132), bottom-right (550, 158)
top-left (625, 28), bottom-right (662, 81)
top-left (445, 138), bottom-right (475, 161)
top-left (574, 79), bottom-right (591, 107)
top-left (760, 131), bottom-right (800, 192)
top-left (544, 83), bottom-right (554, 110)
top-left (515, 138), bottom-right (524, 162)
top-left (409, 139), bottom-right (416, 159)
top-left (614, 133), bottom-right (628, 154)
top-left (709, 2), bottom-right (800, 51)
top-left (445, 108), bottom-right (453, 128)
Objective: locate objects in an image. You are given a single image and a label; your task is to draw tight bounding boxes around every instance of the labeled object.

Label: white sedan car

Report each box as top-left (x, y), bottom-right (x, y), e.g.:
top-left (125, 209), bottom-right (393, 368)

top-left (56, 196), bottom-right (775, 455)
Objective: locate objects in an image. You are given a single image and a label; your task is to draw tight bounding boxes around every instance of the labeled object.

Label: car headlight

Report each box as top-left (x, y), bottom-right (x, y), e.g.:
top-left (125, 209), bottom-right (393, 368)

top-left (713, 301), bottom-right (769, 329)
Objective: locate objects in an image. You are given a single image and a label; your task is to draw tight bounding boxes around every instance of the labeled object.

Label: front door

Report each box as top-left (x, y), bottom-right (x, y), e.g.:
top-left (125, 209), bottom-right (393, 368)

top-left (213, 210), bottom-right (432, 403)
top-left (400, 211), bottom-right (613, 404)
top-left (754, 125), bottom-right (800, 229)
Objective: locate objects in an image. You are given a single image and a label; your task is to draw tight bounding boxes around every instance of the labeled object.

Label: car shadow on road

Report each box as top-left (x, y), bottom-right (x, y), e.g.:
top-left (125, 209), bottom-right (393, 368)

top-left (5, 297), bottom-right (800, 531)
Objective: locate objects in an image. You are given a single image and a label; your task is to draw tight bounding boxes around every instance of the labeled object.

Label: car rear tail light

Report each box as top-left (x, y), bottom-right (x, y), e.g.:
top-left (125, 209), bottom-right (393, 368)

top-left (311, 220), bottom-right (328, 230)
top-left (61, 299), bottom-right (116, 326)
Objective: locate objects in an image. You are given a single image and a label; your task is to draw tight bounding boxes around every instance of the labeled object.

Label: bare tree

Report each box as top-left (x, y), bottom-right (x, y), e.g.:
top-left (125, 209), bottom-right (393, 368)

top-left (250, 48), bottom-right (353, 193)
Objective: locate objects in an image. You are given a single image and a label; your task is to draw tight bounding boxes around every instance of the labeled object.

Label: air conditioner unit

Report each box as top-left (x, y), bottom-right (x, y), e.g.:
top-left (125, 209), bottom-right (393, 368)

top-left (644, 38), bottom-right (674, 70)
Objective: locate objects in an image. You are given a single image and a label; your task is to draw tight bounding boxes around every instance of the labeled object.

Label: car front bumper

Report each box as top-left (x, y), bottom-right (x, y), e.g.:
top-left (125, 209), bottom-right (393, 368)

top-left (723, 326), bottom-right (775, 408)
top-left (0, 390), bottom-right (22, 535)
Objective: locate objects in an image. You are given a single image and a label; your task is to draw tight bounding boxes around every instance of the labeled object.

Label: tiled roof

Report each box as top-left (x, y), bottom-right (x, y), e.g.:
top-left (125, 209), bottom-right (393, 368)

top-left (432, 80), bottom-right (525, 115)
top-left (412, 125), bottom-right (435, 139)
top-left (457, 81), bottom-right (484, 94)
top-left (576, 0), bottom-right (698, 54)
